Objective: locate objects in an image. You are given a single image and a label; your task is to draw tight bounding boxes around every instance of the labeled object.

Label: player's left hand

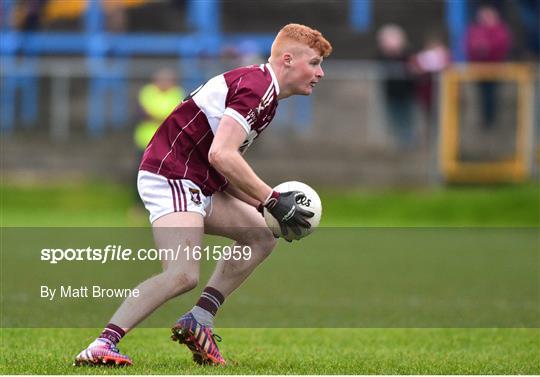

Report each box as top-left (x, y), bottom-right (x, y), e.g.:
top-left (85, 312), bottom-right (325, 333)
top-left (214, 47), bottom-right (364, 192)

top-left (263, 191), bottom-right (314, 238)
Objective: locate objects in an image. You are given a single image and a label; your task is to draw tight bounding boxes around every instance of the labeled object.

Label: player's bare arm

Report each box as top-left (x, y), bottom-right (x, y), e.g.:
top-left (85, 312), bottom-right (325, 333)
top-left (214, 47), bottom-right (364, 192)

top-left (208, 115), bottom-right (273, 204)
top-left (209, 115), bottom-right (313, 235)
top-left (224, 182), bottom-right (260, 208)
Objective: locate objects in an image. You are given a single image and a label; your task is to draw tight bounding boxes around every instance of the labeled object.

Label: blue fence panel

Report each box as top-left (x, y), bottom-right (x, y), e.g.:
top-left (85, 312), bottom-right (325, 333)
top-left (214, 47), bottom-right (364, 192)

top-left (446, 0), bottom-right (467, 62)
top-left (0, 56), bottom-right (39, 133)
top-left (350, 0), bottom-right (372, 32)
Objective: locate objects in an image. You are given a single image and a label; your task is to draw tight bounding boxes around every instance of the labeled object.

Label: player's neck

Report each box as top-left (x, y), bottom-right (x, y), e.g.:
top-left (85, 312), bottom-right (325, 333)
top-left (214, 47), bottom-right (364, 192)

top-left (277, 91), bottom-right (292, 100)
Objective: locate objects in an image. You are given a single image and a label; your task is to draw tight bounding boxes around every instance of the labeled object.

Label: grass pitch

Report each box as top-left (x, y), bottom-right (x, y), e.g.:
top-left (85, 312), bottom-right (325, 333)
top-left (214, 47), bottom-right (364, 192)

top-left (1, 181), bottom-right (538, 226)
top-left (1, 328), bottom-right (538, 374)
top-left (1, 181), bottom-right (539, 374)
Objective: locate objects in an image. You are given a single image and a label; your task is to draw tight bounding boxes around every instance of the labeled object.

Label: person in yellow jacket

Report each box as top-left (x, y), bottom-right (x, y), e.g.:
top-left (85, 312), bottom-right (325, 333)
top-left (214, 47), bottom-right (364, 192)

top-left (131, 68), bottom-right (184, 213)
top-left (134, 68), bottom-right (185, 152)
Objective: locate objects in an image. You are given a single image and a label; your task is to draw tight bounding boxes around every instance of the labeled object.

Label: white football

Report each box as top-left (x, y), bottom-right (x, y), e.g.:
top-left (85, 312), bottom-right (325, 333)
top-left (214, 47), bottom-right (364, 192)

top-left (263, 181), bottom-right (322, 241)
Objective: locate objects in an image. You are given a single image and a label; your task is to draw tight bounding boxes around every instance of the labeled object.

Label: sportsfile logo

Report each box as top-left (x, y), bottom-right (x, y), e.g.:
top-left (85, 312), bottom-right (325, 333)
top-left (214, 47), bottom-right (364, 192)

top-left (41, 245), bottom-right (140, 264)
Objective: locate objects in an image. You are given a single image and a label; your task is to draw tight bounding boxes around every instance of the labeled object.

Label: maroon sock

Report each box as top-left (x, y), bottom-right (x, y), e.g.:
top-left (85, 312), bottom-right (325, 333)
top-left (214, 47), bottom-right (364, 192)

top-left (196, 287), bottom-right (225, 316)
top-left (98, 323), bottom-right (125, 345)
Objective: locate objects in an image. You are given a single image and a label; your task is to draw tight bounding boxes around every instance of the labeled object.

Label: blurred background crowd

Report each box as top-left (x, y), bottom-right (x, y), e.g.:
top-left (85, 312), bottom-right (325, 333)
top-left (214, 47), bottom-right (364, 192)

top-left (1, 0), bottom-right (539, 188)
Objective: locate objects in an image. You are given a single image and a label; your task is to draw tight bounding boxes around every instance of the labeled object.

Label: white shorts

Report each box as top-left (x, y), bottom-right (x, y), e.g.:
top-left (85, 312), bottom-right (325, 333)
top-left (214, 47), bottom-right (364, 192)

top-left (137, 170), bottom-right (212, 223)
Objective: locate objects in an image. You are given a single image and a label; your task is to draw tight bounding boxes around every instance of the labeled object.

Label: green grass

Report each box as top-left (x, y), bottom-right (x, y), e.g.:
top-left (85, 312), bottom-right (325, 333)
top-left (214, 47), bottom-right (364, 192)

top-left (1, 181), bottom-right (539, 374)
top-left (1, 181), bottom-right (136, 227)
top-left (1, 181), bottom-right (538, 226)
top-left (1, 328), bottom-right (538, 374)
top-left (320, 184), bottom-right (539, 226)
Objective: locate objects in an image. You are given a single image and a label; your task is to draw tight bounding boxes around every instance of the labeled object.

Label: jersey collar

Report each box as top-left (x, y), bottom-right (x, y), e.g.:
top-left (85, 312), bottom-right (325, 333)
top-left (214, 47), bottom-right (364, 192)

top-left (265, 63), bottom-right (280, 96)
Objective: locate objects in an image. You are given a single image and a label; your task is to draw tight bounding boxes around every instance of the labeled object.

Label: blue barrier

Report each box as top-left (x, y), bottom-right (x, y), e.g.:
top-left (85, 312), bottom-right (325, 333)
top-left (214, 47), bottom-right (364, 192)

top-left (0, 0), bottom-right (281, 136)
top-left (0, 56), bottom-right (39, 134)
top-left (187, 0), bottom-right (220, 36)
top-left (446, 0), bottom-right (467, 62)
top-left (85, 56), bottom-right (130, 135)
top-left (7, 0), bottom-right (483, 137)
top-left (350, 0), bottom-right (372, 32)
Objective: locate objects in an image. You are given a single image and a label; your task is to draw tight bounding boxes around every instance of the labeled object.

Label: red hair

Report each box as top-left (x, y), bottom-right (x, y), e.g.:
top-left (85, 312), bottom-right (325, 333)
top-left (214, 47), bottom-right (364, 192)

top-left (272, 23), bottom-right (333, 58)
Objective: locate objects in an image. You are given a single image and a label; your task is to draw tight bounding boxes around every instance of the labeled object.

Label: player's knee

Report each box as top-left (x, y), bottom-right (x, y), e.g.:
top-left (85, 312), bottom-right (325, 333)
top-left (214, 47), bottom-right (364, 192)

top-left (167, 270), bottom-right (199, 294)
top-left (246, 228), bottom-right (277, 254)
top-left (262, 232), bottom-right (278, 253)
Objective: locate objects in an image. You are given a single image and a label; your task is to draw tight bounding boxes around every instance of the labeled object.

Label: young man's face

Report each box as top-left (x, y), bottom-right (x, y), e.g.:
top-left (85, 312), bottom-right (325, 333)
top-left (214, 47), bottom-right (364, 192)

top-left (288, 47), bottom-right (325, 95)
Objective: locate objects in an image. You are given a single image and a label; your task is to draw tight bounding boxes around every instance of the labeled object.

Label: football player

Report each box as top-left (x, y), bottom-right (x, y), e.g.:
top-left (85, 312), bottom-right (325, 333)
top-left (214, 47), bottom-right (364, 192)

top-left (75, 23), bottom-right (332, 367)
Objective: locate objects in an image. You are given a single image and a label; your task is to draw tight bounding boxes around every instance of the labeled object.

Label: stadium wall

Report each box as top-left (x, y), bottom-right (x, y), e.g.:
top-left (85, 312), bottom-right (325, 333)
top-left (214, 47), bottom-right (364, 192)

top-left (2, 58), bottom-right (537, 187)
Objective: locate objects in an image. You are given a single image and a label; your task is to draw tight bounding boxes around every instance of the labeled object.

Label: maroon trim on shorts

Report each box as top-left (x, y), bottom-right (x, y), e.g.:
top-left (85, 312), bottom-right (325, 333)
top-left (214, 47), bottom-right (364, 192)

top-left (171, 180), bottom-right (185, 211)
top-left (167, 179), bottom-right (178, 211)
top-left (177, 180), bottom-right (188, 211)
top-left (172, 180), bottom-right (183, 211)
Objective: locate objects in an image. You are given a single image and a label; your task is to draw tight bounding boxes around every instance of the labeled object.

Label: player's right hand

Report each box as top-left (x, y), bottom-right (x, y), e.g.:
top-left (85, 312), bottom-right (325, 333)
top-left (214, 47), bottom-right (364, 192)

top-left (264, 191), bottom-right (314, 237)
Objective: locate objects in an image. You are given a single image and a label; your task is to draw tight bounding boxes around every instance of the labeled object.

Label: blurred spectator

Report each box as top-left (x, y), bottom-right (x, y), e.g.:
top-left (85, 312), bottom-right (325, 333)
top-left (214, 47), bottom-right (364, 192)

top-left (466, 5), bottom-right (512, 62)
top-left (466, 5), bottom-right (512, 129)
top-left (13, 0), bottom-right (48, 31)
top-left (103, 1), bottom-right (128, 32)
top-left (410, 36), bottom-right (451, 136)
top-left (134, 68), bottom-right (185, 157)
top-left (377, 24), bottom-right (415, 147)
top-left (516, 0), bottom-right (539, 58)
top-left (131, 68), bottom-right (184, 208)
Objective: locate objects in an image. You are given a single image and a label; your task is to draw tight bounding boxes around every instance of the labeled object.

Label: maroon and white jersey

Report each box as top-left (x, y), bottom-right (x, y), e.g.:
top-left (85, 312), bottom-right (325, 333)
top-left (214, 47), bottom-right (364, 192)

top-left (140, 63), bottom-right (279, 195)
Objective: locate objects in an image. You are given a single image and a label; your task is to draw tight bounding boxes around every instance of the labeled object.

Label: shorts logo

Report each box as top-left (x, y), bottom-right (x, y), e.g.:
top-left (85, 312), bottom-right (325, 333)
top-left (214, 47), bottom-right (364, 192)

top-left (189, 188), bottom-right (202, 205)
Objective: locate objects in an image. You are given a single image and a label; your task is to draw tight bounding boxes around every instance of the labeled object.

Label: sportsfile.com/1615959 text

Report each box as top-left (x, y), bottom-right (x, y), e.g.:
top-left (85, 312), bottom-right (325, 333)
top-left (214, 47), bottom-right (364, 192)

top-left (40, 244), bottom-right (252, 264)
